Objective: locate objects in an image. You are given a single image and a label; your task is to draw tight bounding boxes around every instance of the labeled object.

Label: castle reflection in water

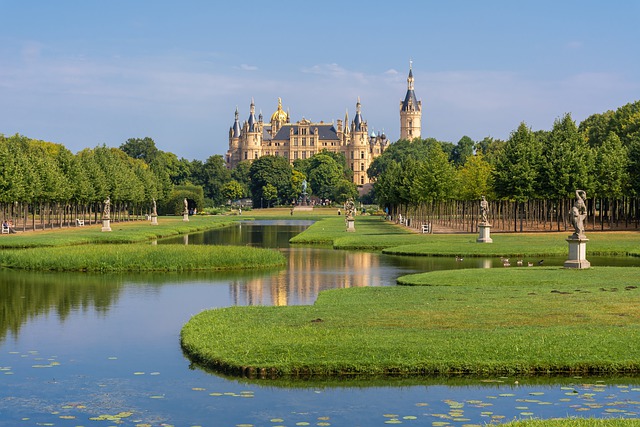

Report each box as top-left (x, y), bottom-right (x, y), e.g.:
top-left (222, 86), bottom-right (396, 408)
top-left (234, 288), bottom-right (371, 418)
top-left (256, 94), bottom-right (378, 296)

top-left (229, 247), bottom-right (385, 306)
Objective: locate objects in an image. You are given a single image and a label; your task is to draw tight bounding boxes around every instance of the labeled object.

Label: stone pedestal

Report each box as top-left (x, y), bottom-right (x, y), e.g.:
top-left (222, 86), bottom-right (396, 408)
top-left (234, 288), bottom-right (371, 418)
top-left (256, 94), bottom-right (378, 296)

top-left (476, 223), bottom-right (493, 243)
top-left (151, 215), bottom-right (158, 225)
top-left (183, 213), bottom-right (189, 222)
top-left (564, 234), bottom-right (590, 269)
top-left (346, 218), bottom-right (355, 232)
top-left (101, 219), bottom-right (112, 232)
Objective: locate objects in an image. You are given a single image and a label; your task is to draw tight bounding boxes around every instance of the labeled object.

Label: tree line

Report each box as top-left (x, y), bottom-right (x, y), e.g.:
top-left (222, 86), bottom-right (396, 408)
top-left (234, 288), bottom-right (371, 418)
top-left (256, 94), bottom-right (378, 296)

top-left (369, 100), bottom-right (640, 232)
top-left (0, 133), bottom-right (359, 229)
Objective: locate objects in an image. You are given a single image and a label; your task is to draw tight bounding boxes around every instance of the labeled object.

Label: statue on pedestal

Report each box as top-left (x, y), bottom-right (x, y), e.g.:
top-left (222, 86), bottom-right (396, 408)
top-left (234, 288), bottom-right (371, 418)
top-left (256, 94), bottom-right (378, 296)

top-left (480, 195), bottom-right (489, 224)
top-left (103, 196), bottom-right (111, 220)
top-left (571, 189), bottom-right (587, 238)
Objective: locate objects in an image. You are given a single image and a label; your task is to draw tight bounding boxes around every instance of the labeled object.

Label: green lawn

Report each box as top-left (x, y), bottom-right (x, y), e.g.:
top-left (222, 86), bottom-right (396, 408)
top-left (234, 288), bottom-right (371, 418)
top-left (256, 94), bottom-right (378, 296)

top-left (290, 216), bottom-right (640, 257)
top-left (0, 215), bottom-right (288, 271)
top-left (180, 266), bottom-right (640, 377)
top-left (0, 215), bottom-right (238, 248)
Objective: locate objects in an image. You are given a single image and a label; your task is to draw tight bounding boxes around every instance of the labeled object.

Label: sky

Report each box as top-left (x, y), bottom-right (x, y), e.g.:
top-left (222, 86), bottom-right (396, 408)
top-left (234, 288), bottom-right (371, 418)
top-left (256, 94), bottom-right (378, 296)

top-left (1, 1), bottom-right (639, 161)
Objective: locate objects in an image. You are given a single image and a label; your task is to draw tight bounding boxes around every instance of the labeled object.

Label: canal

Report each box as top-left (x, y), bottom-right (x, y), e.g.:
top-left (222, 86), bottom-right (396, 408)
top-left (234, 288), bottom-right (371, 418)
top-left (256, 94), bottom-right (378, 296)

top-left (1, 220), bottom-right (638, 426)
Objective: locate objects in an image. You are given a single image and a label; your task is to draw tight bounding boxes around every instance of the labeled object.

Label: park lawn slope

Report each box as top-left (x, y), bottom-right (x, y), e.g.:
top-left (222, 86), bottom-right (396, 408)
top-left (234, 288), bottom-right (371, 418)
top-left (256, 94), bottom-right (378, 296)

top-left (0, 243), bottom-right (286, 272)
top-left (290, 217), bottom-right (640, 256)
top-left (289, 216), bottom-right (421, 249)
top-left (383, 230), bottom-right (640, 258)
top-left (181, 267), bottom-right (640, 378)
top-left (0, 215), bottom-right (237, 249)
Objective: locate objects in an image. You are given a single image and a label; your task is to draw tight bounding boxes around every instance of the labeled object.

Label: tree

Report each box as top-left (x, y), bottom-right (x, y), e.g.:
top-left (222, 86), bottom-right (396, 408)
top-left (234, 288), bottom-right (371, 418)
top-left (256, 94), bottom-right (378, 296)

top-left (450, 135), bottom-right (475, 167)
top-left (221, 180), bottom-right (244, 203)
top-left (249, 155), bottom-right (293, 207)
top-left (593, 132), bottom-right (628, 199)
top-left (120, 137), bottom-right (159, 163)
top-left (457, 153), bottom-right (493, 200)
top-left (308, 154), bottom-right (342, 201)
top-left (231, 161), bottom-right (252, 199)
top-left (191, 155), bottom-right (230, 205)
top-left (262, 183), bottom-right (278, 208)
top-left (540, 114), bottom-right (593, 199)
top-left (493, 122), bottom-right (541, 201)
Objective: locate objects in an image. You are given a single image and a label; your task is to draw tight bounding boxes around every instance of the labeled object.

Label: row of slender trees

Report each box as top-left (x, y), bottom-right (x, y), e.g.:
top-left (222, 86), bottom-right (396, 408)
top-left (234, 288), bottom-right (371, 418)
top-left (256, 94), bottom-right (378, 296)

top-left (0, 134), bottom-right (173, 230)
top-left (371, 101), bottom-right (640, 232)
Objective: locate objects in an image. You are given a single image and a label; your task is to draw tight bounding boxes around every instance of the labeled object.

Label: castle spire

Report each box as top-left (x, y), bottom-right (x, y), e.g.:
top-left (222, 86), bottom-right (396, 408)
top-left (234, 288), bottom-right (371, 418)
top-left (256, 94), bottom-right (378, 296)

top-left (399, 62), bottom-right (422, 140)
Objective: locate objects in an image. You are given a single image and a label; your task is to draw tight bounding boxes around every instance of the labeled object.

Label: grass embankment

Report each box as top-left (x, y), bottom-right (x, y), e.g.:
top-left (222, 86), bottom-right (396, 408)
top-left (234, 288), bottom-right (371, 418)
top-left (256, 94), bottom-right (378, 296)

top-left (0, 215), bottom-right (237, 248)
top-left (0, 244), bottom-right (286, 272)
top-left (0, 215), bottom-right (287, 272)
top-left (181, 266), bottom-right (640, 377)
top-left (289, 216), bottom-right (418, 249)
top-left (290, 216), bottom-right (640, 257)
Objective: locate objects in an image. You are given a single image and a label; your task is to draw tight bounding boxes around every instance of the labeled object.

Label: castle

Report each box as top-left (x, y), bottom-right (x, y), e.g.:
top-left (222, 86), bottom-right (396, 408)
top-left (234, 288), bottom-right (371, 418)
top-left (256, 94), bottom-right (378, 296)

top-left (225, 65), bottom-right (421, 186)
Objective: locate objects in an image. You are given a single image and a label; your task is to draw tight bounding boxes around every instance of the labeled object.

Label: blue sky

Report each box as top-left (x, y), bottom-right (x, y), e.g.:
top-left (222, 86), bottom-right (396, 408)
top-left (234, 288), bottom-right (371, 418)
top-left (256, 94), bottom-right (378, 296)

top-left (1, 1), bottom-right (639, 161)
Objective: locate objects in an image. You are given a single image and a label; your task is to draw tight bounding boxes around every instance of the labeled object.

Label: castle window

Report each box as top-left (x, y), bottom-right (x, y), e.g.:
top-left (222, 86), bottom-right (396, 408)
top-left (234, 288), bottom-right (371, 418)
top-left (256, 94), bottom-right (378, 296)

top-left (302, 138), bottom-right (306, 146)
top-left (351, 163), bottom-right (354, 170)
top-left (294, 151), bottom-right (298, 159)
top-left (360, 175), bottom-right (364, 185)
top-left (244, 152), bottom-right (248, 160)
top-left (361, 163), bottom-right (365, 171)
top-left (254, 151), bottom-right (258, 159)
top-left (360, 151), bottom-right (364, 159)
top-left (302, 151), bottom-right (307, 159)
top-left (351, 152), bottom-right (354, 159)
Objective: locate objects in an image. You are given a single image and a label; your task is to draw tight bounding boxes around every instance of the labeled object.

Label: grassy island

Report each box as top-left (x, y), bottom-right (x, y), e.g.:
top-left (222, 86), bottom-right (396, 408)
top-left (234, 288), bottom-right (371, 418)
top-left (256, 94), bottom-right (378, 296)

top-left (0, 215), bottom-right (287, 271)
top-left (181, 266), bottom-right (640, 377)
top-left (0, 243), bottom-right (286, 272)
top-left (290, 216), bottom-right (640, 257)
top-left (0, 215), bottom-right (237, 249)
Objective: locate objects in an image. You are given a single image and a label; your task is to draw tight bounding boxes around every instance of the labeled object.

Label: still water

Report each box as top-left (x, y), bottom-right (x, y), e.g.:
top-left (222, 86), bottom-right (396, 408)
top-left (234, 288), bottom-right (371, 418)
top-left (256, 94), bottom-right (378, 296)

top-left (1, 220), bottom-right (638, 426)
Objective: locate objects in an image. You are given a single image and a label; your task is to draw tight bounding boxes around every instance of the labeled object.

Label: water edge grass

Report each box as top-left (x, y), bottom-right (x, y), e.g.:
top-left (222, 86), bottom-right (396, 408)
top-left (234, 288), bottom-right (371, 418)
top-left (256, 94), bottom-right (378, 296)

top-left (0, 215), bottom-right (238, 248)
top-left (0, 243), bottom-right (286, 272)
top-left (289, 216), bottom-right (640, 257)
top-left (180, 266), bottom-right (640, 378)
top-left (501, 419), bottom-right (640, 427)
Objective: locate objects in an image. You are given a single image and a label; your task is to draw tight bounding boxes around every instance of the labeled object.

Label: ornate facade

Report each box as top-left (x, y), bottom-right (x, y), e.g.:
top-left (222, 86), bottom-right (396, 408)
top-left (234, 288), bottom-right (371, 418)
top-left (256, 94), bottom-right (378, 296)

top-left (226, 65), bottom-right (421, 185)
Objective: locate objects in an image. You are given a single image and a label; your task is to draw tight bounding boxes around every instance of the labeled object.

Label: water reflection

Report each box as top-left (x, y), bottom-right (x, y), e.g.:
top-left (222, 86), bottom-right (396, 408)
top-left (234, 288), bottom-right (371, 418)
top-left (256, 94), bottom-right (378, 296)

top-left (1, 220), bottom-right (640, 426)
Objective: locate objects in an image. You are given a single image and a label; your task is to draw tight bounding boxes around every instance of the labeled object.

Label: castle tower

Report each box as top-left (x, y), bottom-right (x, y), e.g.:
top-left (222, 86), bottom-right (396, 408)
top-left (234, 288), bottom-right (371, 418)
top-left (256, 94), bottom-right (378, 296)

top-left (399, 62), bottom-right (422, 140)
top-left (226, 106), bottom-right (242, 167)
top-left (350, 98), bottom-right (371, 186)
top-left (270, 97), bottom-right (288, 137)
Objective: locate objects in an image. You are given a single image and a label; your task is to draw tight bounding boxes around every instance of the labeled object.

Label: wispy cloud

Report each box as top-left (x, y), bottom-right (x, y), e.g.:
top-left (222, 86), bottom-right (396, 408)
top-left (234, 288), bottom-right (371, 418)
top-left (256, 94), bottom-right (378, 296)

top-left (237, 64), bottom-right (258, 71)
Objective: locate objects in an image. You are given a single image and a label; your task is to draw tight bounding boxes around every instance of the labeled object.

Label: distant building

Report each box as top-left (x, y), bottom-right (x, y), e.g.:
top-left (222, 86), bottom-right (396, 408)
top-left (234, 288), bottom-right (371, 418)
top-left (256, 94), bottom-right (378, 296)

top-left (226, 65), bottom-right (421, 185)
top-left (400, 62), bottom-right (422, 140)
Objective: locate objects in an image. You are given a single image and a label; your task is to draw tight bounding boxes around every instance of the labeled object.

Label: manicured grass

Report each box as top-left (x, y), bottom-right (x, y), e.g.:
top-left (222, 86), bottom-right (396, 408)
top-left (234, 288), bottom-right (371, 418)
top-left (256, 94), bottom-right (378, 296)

top-left (180, 266), bottom-right (640, 377)
top-left (0, 216), bottom-right (238, 248)
top-left (384, 231), bottom-right (640, 258)
top-left (502, 420), bottom-right (640, 427)
top-left (290, 217), bottom-right (640, 257)
top-left (0, 243), bottom-right (286, 272)
top-left (290, 216), bottom-right (418, 248)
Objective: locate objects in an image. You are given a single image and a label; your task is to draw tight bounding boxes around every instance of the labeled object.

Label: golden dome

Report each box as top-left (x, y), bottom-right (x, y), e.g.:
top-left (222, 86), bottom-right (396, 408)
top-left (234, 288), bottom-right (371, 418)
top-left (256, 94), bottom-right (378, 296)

top-left (270, 97), bottom-right (288, 122)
